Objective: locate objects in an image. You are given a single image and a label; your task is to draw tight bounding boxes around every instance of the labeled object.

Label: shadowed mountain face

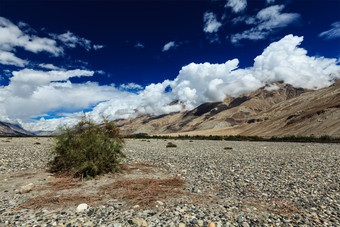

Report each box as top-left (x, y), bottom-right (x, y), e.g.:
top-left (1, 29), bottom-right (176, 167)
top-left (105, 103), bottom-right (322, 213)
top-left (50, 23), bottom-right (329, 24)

top-left (116, 81), bottom-right (340, 137)
top-left (0, 121), bottom-right (34, 136)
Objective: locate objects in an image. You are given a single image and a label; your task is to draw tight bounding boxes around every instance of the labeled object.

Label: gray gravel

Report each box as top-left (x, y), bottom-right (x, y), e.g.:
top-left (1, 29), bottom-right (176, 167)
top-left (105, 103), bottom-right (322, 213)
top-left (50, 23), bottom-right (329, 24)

top-left (0, 137), bottom-right (339, 226)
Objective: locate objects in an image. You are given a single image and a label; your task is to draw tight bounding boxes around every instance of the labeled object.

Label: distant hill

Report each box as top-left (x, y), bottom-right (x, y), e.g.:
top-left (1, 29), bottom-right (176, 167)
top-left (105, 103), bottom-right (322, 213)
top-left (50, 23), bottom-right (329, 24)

top-left (116, 81), bottom-right (340, 137)
top-left (0, 121), bottom-right (34, 136)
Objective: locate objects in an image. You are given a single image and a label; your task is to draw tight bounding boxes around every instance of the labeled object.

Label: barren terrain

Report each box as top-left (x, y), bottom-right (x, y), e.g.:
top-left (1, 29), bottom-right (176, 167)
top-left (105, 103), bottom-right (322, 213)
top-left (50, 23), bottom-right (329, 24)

top-left (117, 81), bottom-right (340, 137)
top-left (0, 137), bottom-right (339, 226)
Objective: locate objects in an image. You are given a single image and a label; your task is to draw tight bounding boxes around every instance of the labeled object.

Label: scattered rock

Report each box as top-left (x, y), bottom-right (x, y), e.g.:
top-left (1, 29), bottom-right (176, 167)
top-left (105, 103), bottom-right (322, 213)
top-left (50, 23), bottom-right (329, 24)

top-left (1, 138), bottom-right (339, 226)
top-left (76, 203), bottom-right (88, 212)
top-left (133, 204), bottom-right (140, 209)
top-left (156, 201), bottom-right (164, 206)
top-left (208, 222), bottom-right (216, 227)
top-left (19, 183), bottom-right (34, 194)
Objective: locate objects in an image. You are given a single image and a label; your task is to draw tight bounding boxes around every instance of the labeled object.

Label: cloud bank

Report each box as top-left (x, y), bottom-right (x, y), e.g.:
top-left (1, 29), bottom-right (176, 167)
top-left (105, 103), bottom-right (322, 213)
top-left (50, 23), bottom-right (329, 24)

top-left (0, 16), bottom-right (104, 69)
top-left (1, 34), bottom-right (338, 132)
top-left (0, 16), bottom-right (62, 67)
top-left (231, 5), bottom-right (300, 43)
top-left (319, 21), bottom-right (340, 40)
top-left (225, 0), bottom-right (247, 14)
top-left (162, 41), bottom-right (177, 52)
top-left (203, 12), bottom-right (222, 33)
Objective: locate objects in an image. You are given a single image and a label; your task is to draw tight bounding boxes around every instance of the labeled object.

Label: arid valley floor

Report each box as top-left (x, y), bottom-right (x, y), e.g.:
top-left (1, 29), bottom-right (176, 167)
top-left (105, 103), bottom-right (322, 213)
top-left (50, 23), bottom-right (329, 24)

top-left (0, 137), bottom-right (339, 226)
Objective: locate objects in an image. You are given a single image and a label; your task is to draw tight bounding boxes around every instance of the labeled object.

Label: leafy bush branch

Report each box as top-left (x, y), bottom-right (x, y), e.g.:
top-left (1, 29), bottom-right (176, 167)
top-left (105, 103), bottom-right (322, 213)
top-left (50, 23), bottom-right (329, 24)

top-left (48, 117), bottom-right (125, 179)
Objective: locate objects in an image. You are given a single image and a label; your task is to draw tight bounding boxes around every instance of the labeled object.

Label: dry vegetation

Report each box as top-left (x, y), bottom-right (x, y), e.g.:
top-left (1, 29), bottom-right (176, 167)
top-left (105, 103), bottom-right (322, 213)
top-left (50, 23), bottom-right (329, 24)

top-left (15, 161), bottom-right (185, 210)
top-left (19, 193), bottom-right (101, 210)
top-left (100, 176), bottom-right (185, 207)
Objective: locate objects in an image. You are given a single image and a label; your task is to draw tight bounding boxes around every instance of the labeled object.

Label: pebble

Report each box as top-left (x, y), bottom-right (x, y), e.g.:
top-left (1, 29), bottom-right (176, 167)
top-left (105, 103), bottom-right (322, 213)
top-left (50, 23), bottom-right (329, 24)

top-left (76, 204), bottom-right (88, 212)
top-left (19, 183), bottom-right (34, 194)
top-left (0, 138), bottom-right (339, 226)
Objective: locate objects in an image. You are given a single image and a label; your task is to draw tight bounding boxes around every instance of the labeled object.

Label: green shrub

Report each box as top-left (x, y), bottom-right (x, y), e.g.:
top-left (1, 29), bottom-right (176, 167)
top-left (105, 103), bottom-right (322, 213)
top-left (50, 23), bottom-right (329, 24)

top-left (48, 117), bottom-right (125, 179)
top-left (319, 135), bottom-right (332, 141)
top-left (166, 142), bottom-right (177, 148)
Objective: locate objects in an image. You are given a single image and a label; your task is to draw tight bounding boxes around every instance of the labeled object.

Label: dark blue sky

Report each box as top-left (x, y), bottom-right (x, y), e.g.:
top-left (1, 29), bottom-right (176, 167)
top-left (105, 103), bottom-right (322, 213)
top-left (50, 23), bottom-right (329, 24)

top-left (0, 0), bottom-right (339, 131)
top-left (1, 0), bottom-right (339, 86)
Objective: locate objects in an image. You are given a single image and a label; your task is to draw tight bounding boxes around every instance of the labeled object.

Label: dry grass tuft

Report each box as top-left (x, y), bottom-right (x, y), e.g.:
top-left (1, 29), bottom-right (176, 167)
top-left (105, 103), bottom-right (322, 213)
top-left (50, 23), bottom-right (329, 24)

top-left (48, 177), bottom-right (82, 191)
top-left (19, 193), bottom-right (101, 209)
top-left (119, 162), bottom-right (167, 174)
top-left (243, 198), bottom-right (301, 216)
top-left (100, 176), bottom-right (185, 207)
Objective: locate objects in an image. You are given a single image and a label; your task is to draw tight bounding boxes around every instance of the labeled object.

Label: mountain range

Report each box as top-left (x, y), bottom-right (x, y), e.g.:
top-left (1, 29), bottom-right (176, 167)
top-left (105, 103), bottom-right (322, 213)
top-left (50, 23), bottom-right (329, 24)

top-left (1, 81), bottom-right (339, 137)
top-left (115, 81), bottom-right (340, 137)
top-left (0, 121), bottom-right (34, 136)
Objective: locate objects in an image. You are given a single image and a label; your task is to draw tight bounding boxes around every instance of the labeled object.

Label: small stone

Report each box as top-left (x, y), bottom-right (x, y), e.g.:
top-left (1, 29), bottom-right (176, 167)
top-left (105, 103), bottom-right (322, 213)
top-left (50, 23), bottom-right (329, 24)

top-left (208, 222), bottom-right (216, 227)
top-left (113, 224), bottom-right (122, 227)
top-left (216, 221), bottom-right (222, 227)
top-left (283, 218), bottom-right (291, 223)
top-left (242, 222), bottom-right (250, 227)
top-left (20, 183), bottom-right (34, 194)
top-left (132, 218), bottom-right (142, 226)
top-left (141, 220), bottom-right (147, 227)
top-left (156, 201), bottom-right (164, 206)
top-left (87, 210), bottom-right (94, 216)
top-left (197, 220), bottom-right (204, 226)
top-left (133, 204), bottom-right (140, 209)
top-left (76, 203), bottom-right (88, 212)
top-left (179, 223), bottom-right (185, 227)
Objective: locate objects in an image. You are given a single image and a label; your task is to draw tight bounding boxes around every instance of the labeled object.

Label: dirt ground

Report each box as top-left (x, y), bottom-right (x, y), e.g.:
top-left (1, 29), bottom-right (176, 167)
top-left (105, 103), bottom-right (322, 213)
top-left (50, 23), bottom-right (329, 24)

top-left (0, 162), bottom-right (186, 212)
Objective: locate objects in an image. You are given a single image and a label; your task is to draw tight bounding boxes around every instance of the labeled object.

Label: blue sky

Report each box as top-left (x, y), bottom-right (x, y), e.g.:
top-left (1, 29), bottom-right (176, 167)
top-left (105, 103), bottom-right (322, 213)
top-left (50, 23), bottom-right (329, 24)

top-left (0, 0), bottom-right (339, 131)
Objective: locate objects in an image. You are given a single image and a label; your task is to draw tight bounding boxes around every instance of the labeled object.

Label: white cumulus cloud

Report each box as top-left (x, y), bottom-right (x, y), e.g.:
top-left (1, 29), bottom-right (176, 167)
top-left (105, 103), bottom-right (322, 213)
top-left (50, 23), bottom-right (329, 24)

top-left (203, 12), bottom-right (222, 33)
top-left (134, 42), bottom-right (145, 49)
top-left (1, 35), bottom-right (340, 132)
top-left (0, 50), bottom-right (28, 67)
top-left (162, 41), bottom-right (177, 52)
top-left (38, 63), bottom-right (61, 70)
top-left (0, 69), bottom-right (102, 120)
top-left (225, 0), bottom-right (247, 14)
top-left (0, 16), bottom-right (63, 66)
top-left (0, 17), bottom-right (62, 55)
top-left (319, 21), bottom-right (340, 40)
top-left (56, 31), bottom-right (92, 51)
top-left (93, 44), bottom-right (105, 50)
top-left (231, 5), bottom-right (300, 43)
top-left (120, 83), bottom-right (143, 90)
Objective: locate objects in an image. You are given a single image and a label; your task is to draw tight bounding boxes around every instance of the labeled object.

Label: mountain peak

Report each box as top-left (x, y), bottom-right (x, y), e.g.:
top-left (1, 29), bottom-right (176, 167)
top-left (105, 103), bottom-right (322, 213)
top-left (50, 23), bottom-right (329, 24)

top-left (116, 82), bottom-right (339, 136)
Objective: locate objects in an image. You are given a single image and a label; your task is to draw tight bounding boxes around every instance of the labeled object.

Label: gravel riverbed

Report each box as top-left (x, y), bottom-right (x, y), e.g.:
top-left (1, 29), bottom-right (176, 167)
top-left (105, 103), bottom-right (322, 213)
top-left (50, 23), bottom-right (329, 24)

top-left (0, 137), bottom-right (339, 226)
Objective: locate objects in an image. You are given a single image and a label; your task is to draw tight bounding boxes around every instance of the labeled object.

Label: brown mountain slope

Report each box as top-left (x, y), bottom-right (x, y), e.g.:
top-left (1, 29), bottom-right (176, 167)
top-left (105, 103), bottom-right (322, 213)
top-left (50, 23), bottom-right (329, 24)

top-left (0, 121), bottom-right (34, 136)
top-left (116, 82), bottom-right (328, 136)
top-left (233, 80), bottom-right (340, 136)
top-left (172, 81), bottom-right (340, 137)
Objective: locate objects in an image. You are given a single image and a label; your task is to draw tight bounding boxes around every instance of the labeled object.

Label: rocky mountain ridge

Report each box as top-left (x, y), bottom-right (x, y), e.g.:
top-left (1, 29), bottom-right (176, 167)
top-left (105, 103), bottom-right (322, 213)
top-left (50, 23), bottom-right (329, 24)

top-left (2, 81), bottom-right (339, 137)
top-left (116, 81), bottom-right (340, 137)
top-left (0, 121), bottom-right (34, 136)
